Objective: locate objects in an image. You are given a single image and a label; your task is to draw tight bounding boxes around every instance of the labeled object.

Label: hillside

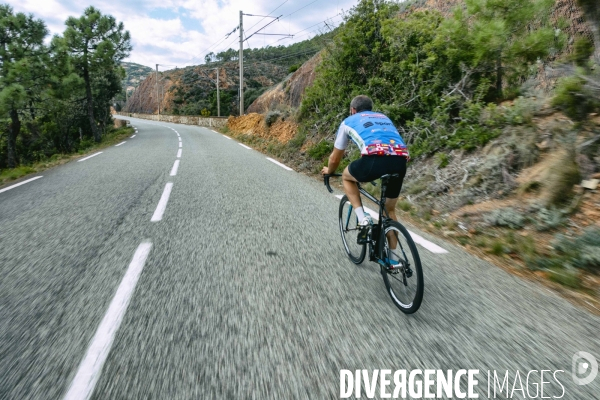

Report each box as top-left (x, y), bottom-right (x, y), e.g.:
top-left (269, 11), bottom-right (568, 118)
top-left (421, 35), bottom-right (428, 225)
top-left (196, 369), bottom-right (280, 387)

top-left (123, 61), bottom-right (289, 116)
top-left (247, 0), bottom-right (594, 114)
top-left (123, 32), bottom-right (333, 116)
top-left (121, 62), bottom-right (153, 94)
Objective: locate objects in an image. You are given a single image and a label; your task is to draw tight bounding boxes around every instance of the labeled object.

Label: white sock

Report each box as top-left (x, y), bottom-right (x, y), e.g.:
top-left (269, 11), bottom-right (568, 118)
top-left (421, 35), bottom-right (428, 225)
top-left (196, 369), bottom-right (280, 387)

top-left (355, 206), bottom-right (365, 222)
top-left (389, 246), bottom-right (399, 261)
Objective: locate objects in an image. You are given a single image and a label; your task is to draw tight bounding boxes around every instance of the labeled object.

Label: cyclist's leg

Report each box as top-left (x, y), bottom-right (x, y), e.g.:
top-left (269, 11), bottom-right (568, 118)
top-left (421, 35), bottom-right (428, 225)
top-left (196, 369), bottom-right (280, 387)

top-left (342, 166), bottom-right (362, 210)
top-left (385, 197), bottom-right (399, 250)
top-left (383, 158), bottom-right (407, 255)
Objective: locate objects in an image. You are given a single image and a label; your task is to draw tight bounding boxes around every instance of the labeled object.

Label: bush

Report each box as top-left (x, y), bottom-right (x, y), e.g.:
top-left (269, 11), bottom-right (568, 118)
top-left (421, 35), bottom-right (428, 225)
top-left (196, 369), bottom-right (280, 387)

top-left (307, 140), bottom-right (334, 160)
top-left (551, 76), bottom-right (598, 121)
top-left (265, 111), bottom-right (281, 127)
top-left (550, 227), bottom-right (600, 271)
top-left (484, 207), bottom-right (526, 229)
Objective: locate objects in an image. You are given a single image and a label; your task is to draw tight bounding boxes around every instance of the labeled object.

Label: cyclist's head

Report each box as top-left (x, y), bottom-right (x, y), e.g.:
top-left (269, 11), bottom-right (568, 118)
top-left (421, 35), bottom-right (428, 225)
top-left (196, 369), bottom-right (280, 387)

top-left (350, 95), bottom-right (373, 114)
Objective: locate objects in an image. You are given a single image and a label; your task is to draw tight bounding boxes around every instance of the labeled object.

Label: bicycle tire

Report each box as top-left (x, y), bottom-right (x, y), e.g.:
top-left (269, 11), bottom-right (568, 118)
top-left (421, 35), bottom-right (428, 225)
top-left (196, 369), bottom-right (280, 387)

top-left (380, 221), bottom-right (424, 314)
top-left (338, 195), bottom-right (366, 264)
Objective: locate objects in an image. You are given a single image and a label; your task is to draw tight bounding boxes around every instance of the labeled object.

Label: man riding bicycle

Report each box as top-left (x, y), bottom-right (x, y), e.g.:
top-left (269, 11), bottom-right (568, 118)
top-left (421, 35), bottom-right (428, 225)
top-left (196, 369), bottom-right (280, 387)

top-left (321, 95), bottom-right (409, 260)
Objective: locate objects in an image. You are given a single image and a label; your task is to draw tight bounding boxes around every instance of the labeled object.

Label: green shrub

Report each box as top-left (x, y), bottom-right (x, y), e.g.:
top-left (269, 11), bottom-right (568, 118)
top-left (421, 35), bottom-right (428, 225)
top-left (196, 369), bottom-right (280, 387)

top-left (544, 155), bottom-right (580, 206)
top-left (435, 152), bottom-right (450, 168)
top-left (551, 76), bottom-right (598, 121)
top-left (550, 228), bottom-right (600, 271)
top-left (484, 207), bottom-right (526, 229)
top-left (265, 111), bottom-right (281, 127)
top-left (570, 37), bottom-right (595, 67)
top-left (307, 141), bottom-right (334, 160)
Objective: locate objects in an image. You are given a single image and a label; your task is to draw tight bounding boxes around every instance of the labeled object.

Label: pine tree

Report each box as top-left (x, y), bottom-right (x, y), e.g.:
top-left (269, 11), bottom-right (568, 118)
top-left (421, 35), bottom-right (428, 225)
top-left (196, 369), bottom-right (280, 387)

top-left (62, 7), bottom-right (131, 142)
top-left (0, 5), bottom-right (49, 168)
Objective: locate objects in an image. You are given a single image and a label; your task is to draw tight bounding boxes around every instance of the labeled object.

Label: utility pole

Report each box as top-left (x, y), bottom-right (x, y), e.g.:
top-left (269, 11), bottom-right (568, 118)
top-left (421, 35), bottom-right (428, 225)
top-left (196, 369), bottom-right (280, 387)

top-left (239, 10), bottom-right (244, 116)
top-left (155, 64), bottom-right (160, 115)
top-left (215, 68), bottom-right (220, 117)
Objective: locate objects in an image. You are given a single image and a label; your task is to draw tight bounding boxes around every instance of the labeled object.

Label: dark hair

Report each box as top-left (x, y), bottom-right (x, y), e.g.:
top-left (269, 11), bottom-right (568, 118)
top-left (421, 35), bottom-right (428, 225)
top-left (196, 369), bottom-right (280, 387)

top-left (350, 95), bottom-right (373, 112)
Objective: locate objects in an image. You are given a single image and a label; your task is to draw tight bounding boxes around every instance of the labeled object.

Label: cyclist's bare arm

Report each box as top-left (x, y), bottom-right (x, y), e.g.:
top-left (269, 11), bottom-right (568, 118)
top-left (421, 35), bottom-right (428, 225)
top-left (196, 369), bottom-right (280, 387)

top-left (321, 147), bottom-right (345, 175)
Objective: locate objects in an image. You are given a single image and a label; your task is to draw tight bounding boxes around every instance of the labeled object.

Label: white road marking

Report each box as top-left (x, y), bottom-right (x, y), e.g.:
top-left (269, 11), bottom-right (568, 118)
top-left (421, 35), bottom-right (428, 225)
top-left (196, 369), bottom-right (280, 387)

top-left (130, 135), bottom-right (136, 138)
top-left (176, 133), bottom-right (180, 137)
top-left (0, 176), bottom-right (43, 194)
top-left (63, 241), bottom-right (153, 400)
top-left (334, 195), bottom-right (448, 254)
top-left (170, 160), bottom-right (180, 176)
top-left (115, 142), bottom-right (126, 147)
top-left (176, 149), bottom-right (182, 158)
top-left (78, 152), bottom-right (103, 162)
top-left (407, 230), bottom-right (448, 254)
top-left (238, 143), bottom-right (251, 150)
top-left (222, 135), bottom-right (232, 140)
top-left (178, 142), bottom-right (182, 148)
top-left (266, 157), bottom-right (293, 171)
top-left (151, 182), bottom-right (173, 222)
top-left (178, 137), bottom-right (181, 142)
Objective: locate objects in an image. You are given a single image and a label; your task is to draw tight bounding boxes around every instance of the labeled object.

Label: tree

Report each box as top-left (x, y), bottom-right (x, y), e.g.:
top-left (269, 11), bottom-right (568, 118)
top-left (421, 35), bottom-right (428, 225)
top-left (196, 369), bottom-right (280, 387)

top-left (576, 0), bottom-right (600, 58)
top-left (0, 5), bottom-right (49, 168)
top-left (438, 0), bottom-right (561, 98)
top-left (62, 6), bottom-right (131, 142)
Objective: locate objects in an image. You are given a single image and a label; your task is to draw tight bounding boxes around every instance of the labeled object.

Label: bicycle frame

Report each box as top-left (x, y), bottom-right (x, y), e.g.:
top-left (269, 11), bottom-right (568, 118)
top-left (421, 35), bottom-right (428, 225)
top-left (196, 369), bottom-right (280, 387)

top-left (355, 182), bottom-right (392, 265)
top-left (324, 173), bottom-right (407, 267)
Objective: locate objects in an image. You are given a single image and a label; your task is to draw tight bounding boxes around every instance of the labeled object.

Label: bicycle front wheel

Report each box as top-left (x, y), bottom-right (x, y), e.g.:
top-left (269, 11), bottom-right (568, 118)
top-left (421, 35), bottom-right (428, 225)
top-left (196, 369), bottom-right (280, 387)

top-left (381, 221), bottom-right (424, 314)
top-left (338, 195), bottom-right (366, 264)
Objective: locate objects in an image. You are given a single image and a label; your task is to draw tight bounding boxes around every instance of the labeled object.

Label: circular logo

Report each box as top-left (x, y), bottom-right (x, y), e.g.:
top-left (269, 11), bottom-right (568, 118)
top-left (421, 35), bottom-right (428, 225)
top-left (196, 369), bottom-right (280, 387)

top-left (573, 351), bottom-right (598, 385)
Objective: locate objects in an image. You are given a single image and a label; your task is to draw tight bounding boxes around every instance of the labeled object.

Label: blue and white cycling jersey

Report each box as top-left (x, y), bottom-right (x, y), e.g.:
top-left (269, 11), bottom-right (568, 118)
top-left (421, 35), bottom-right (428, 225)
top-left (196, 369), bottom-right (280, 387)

top-left (334, 111), bottom-right (409, 158)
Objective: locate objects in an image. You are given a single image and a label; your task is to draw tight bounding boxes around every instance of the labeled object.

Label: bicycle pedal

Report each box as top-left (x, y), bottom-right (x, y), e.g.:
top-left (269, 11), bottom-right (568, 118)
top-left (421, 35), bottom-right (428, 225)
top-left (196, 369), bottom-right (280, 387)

top-left (357, 227), bottom-right (370, 244)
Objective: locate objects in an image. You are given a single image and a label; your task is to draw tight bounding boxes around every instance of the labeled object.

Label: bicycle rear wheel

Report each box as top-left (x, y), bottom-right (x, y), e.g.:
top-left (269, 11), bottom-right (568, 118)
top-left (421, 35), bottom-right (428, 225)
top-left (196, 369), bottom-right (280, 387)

top-left (338, 195), bottom-right (366, 264)
top-left (381, 221), bottom-right (423, 314)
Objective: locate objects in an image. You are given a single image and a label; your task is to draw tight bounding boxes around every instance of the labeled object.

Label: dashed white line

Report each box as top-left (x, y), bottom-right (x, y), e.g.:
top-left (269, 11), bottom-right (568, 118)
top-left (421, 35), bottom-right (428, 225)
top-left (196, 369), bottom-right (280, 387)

top-left (170, 160), bottom-right (180, 176)
top-left (151, 182), bottom-right (173, 222)
top-left (176, 149), bottom-right (182, 158)
top-left (178, 137), bottom-right (181, 142)
top-left (130, 135), bottom-right (136, 138)
top-left (63, 241), bottom-right (153, 400)
top-left (238, 143), bottom-right (251, 150)
top-left (0, 176), bottom-right (43, 194)
top-left (334, 194), bottom-right (448, 254)
top-left (178, 142), bottom-right (182, 148)
top-left (222, 135), bottom-right (232, 140)
top-left (78, 152), bottom-right (103, 162)
top-left (115, 142), bottom-right (126, 147)
top-left (266, 157), bottom-right (293, 171)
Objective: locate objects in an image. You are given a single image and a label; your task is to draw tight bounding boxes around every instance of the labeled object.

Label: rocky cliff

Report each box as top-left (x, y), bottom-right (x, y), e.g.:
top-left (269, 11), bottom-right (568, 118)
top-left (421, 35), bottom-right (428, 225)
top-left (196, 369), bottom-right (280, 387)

top-left (124, 61), bottom-right (289, 116)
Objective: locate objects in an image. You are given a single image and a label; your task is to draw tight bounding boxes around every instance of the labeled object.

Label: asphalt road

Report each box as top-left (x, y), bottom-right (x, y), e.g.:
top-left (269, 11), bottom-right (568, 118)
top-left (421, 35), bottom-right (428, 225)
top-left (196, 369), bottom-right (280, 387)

top-left (1, 117), bottom-right (599, 399)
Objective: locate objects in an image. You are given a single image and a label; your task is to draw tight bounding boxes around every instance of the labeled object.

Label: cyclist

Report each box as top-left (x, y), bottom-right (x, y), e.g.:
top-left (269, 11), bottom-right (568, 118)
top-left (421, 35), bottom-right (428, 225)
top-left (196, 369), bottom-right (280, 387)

top-left (321, 95), bottom-right (409, 258)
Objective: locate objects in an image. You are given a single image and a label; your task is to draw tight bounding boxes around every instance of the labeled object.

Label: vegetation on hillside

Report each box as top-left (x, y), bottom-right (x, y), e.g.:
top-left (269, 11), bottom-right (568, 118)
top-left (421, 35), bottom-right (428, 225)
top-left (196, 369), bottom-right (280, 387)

top-left (0, 5), bottom-right (130, 171)
top-left (299, 0), bottom-right (566, 158)
top-left (130, 32), bottom-right (336, 117)
top-left (117, 62), bottom-right (153, 103)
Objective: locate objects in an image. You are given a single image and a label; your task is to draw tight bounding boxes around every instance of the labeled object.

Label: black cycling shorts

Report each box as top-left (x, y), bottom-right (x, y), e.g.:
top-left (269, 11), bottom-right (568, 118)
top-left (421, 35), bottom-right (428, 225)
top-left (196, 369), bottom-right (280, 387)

top-left (348, 155), bottom-right (407, 198)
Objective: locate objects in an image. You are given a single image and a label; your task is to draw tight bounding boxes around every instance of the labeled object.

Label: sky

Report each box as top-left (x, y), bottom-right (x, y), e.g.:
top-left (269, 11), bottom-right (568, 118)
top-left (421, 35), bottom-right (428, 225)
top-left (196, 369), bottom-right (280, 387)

top-left (7, 0), bottom-right (360, 70)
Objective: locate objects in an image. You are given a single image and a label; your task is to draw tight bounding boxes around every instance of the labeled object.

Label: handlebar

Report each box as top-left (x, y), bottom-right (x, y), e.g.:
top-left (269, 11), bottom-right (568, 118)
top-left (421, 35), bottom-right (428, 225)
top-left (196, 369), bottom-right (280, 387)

top-left (323, 173), bottom-right (342, 193)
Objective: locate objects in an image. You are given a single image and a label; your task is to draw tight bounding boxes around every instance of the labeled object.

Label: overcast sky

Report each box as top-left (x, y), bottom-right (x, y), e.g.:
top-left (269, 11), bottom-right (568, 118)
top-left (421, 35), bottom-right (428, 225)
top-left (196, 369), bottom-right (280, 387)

top-left (7, 0), bottom-right (360, 70)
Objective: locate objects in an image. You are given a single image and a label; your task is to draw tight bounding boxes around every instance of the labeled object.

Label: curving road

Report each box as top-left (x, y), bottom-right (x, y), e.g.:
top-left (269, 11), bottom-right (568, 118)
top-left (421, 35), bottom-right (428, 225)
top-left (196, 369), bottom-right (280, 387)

top-left (1, 117), bottom-right (599, 399)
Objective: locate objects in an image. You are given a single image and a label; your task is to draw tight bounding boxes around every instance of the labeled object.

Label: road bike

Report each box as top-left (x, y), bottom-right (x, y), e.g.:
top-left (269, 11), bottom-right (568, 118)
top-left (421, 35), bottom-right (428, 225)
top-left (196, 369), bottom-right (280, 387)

top-left (324, 173), bottom-right (424, 314)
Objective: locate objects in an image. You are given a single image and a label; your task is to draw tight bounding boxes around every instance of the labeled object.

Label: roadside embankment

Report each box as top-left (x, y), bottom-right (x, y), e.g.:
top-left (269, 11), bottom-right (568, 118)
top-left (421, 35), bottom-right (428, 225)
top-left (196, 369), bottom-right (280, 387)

top-left (115, 112), bottom-right (228, 128)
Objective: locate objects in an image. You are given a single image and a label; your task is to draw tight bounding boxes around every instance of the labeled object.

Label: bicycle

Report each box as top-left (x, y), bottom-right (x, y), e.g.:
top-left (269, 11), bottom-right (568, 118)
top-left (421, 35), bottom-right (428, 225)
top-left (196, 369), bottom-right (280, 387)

top-left (324, 173), bottom-right (424, 314)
